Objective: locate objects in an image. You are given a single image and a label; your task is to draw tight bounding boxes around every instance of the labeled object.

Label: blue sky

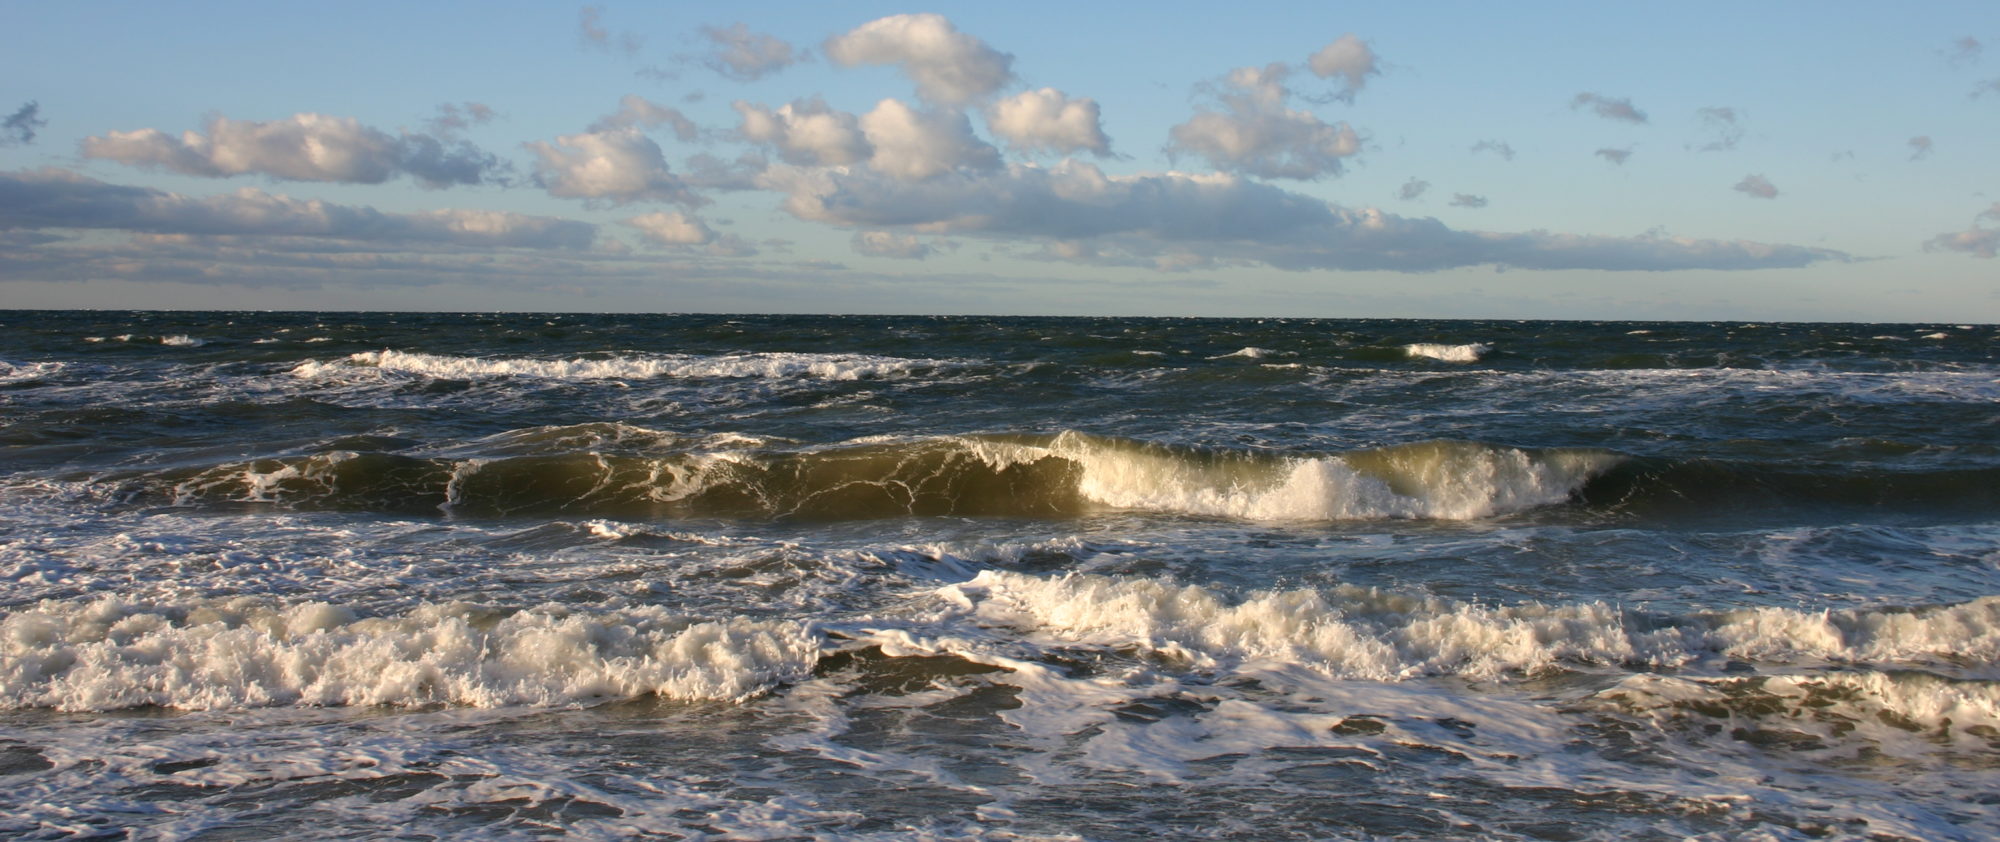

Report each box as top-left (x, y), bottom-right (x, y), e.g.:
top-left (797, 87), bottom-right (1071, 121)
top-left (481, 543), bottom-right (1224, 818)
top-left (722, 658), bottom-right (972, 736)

top-left (2, 2), bottom-right (1995, 320)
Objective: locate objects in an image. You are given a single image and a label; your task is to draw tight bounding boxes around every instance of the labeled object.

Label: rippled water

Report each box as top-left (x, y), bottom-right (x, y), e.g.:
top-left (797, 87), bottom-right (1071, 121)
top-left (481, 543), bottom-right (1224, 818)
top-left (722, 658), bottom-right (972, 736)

top-left (2, 312), bottom-right (1997, 840)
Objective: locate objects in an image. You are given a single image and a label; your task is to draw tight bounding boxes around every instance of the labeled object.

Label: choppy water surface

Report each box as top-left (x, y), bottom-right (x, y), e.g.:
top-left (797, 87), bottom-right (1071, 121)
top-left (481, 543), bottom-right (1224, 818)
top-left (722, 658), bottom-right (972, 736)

top-left (2, 311), bottom-right (1997, 840)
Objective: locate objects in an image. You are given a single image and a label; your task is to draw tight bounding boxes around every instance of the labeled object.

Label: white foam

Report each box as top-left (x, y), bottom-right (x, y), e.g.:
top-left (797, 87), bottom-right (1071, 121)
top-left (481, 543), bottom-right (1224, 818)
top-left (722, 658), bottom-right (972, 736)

top-left (0, 361), bottom-right (64, 383)
top-left (160, 335), bottom-right (205, 347)
top-left (0, 597), bottom-right (820, 711)
top-left (1403, 342), bottom-right (1490, 362)
top-left (292, 350), bottom-right (938, 382)
top-left (944, 571), bottom-right (2000, 682)
top-left (969, 433), bottom-right (1617, 521)
top-left (1211, 347), bottom-right (1269, 359)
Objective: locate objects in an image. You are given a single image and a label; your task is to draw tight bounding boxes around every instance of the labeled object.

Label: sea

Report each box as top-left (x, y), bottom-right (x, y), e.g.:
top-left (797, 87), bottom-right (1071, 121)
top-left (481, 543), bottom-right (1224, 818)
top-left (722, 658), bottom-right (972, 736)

top-left (1, 311), bottom-right (1997, 841)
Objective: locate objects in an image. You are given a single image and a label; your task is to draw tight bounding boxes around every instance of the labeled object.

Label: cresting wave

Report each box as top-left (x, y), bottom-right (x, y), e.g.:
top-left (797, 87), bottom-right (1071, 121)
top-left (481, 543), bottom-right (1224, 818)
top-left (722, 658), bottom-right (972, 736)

top-left (0, 597), bottom-right (818, 711)
top-left (10, 578), bottom-right (1996, 714)
top-left (137, 431), bottom-right (1620, 521)
top-left (291, 349), bottom-right (943, 382)
top-left (1404, 342), bottom-right (1490, 362)
top-left (944, 571), bottom-right (2000, 680)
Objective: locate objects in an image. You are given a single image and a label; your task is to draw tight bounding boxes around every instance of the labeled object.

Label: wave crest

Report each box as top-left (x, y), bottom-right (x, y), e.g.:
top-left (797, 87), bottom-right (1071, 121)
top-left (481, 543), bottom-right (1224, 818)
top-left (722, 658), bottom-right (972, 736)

top-left (0, 597), bottom-right (819, 711)
top-left (138, 431), bottom-right (1618, 522)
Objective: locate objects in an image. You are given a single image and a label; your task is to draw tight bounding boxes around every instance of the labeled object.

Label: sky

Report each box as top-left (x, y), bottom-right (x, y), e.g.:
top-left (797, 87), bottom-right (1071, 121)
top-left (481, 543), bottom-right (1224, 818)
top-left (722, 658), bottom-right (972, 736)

top-left (2, 1), bottom-right (1996, 321)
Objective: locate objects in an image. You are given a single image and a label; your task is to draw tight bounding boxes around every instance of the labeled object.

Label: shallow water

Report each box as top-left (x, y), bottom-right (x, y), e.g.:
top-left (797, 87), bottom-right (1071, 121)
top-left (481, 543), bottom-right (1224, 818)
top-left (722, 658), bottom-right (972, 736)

top-left (2, 312), bottom-right (1997, 839)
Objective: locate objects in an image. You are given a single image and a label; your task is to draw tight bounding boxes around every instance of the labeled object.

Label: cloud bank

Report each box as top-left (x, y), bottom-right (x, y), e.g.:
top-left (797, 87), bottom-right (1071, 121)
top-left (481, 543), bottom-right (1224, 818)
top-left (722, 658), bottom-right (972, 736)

top-left (0, 168), bottom-right (592, 249)
top-left (757, 160), bottom-right (1846, 272)
top-left (82, 113), bottom-right (508, 188)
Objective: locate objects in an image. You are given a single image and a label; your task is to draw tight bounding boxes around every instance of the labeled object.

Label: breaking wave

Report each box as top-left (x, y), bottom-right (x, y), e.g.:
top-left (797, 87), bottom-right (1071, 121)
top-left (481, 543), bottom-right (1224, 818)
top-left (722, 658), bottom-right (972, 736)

top-left (291, 350), bottom-right (942, 382)
top-left (1404, 342), bottom-right (1490, 362)
top-left (132, 431), bottom-right (1620, 521)
top-left (0, 597), bottom-right (818, 711)
top-left (945, 570), bottom-right (2000, 680)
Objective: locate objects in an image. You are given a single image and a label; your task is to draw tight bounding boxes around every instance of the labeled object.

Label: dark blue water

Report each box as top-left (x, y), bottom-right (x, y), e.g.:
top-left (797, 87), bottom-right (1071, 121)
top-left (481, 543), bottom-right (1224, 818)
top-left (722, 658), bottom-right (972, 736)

top-left (2, 312), bottom-right (1997, 840)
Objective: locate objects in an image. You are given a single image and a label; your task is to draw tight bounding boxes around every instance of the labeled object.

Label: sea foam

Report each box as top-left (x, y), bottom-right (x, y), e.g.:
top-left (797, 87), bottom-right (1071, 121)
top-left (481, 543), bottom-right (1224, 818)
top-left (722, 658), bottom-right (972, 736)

top-left (945, 571), bottom-right (2000, 681)
top-left (1403, 342), bottom-right (1490, 362)
top-left (293, 350), bottom-right (939, 382)
top-left (0, 598), bottom-right (820, 711)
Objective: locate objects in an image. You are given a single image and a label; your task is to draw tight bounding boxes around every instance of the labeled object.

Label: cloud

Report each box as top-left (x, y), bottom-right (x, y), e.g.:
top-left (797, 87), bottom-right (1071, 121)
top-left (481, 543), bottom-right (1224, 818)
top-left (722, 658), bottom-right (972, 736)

top-left (578, 6), bottom-right (641, 55)
top-left (425, 102), bottom-right (497, 137)
top-left (1977, 78), bottom-right (2000, 98)
top-left (859, 98), bottom-right (1001, 180)
top-left (1595, 147), bottom-right (1633, 165)
top-left (1924, 203), bottom-right (2000, 259)
top-left (1947, 36), bottom-right (1982, 68)
top-left (3, 101), bottom-right (45, 146)
top-left (1167, 63), bottom-right (1360, 180)
top-left (1449, 194), bottom-right (1488, 209)
top-left (1398, 178), bottom-right (1429, 200)
top-left (852, 230), bottom-right (933, 259)
top-left (1908, 135), bottom-right (1933, 161)
top-left (682, 151), bottom-right (769, 191)
top-left (81, 113), bottom-right (508, 188)
top-left (620, 210), bottom-right (758, 257)
top-left (1469, 140), bottom-right (1514, 161)
top-left (525, 128), bottom-right (702, 205)
top-left (1695, 106), bottom-right (1743, 151)
top-left (823, 13), bottom-right (1014, 106)
top-left (0, 167), bottom-right (594, 249)
top-left (755, 159), bottom-right (1846, 273)
top-left (734, 98), bottom-right (871, 166)
top-left (985, 88), bottom-right (1110, 156)
top-left (1571, 92), bottom-right (1648, 124)
top-left (589, 94), bottom-right (698, 141)
top-left (624, 210), bottom-right (714, 245)
top-left (1733, 173), bottom-right (1778, 199)
top-left (701, 23), bottom-right (803, 81)
top-left (1305, 34), bottom-right (1380, 100)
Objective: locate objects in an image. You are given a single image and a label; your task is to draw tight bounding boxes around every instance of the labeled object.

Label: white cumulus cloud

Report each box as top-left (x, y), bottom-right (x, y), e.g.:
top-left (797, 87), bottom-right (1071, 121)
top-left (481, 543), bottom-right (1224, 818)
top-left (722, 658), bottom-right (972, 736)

top-left (733, 98), bottom-right (871, 167)
top-left (859, 98), bottom-right (1000, 181)
top-left (1168, 63), bottom-right (1360, 180)
top-left (1306, 34), bottom-right (1380, 100)
top-left (525, 129), bottom-right (701, 206)
top-left (823, 13), bottom-right (1014, 106)
top-left (985, 88), bottom-right (1110, 156)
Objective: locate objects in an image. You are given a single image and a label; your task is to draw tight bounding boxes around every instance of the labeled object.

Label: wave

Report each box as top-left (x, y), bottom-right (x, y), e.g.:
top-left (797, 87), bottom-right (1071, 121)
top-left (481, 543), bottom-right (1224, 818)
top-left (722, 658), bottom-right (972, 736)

top-left (0, 597), bottom-right (818, 711)
top-left (1210, 347), bottom-right (1270, 359)
top-left (291, 350), bottom-right (942, 382)
top-left (132, 431), bottom-right (1619, 521)
top-left (944, 571), bottom-right (2000, 681)
top-left (0, 361), bottom-right (64, 384)
top-left (1403, 342), bottom-right (1489, 362)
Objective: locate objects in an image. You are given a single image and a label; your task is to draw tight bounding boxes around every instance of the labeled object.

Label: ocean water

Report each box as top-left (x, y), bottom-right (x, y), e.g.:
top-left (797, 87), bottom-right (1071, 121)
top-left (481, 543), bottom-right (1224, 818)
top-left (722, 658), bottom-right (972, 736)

top-left (1, 311), bottom-right (1997, 840)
